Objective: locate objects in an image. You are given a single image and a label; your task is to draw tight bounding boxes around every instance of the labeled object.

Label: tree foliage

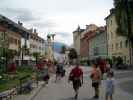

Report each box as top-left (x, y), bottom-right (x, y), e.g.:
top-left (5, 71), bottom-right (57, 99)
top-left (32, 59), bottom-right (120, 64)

top-left (32, 52), bottom-right (41, 64)
top-left (68, 48), bottom-right (78, 60)
top-left (0, 49), bottom-right (17, 61)
top-left (0, 32), bottom-right (16, 61)
top-left (113, 0), bottom-right (133, 41)
top-left (60, 45), bottom-right (66, 54)
top-left (0, 31), bottom-right (9, 49)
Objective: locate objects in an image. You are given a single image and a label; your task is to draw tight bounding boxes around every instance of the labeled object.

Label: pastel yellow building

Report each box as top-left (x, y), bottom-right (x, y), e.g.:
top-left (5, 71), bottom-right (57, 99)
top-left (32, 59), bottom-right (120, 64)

top-left (73, 26), bottom-right (85, 57)
top-left (0, 25), bottom-right (21, 52)
top-left (105, 9), bottom-right (131, 64)
top-left (7, 30), bottom-right (21, 52)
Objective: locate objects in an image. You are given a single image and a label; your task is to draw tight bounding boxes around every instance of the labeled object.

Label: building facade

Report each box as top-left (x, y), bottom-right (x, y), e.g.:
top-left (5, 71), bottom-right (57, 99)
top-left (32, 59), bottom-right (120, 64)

top-left (0, 16), bottom-right (21, 52)
top-left (73, 26), bottom-right (84, 57)
top-left (80, 24), bottom-right (98, 60)
top-left (89, 27), bottom-right (107, 60)
top-left (105, 9), bottom-right (131, 64)
top-left (29, 29), bottom-right (45, 55)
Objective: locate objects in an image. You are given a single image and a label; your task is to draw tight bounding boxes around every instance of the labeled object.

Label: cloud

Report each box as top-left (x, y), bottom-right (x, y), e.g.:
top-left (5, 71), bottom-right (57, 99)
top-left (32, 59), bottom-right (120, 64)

top-left (32, 20), bottom-right (57, 28)
top-left (56, 32), bottom-right (70, 37)
top-left (0, 8), bottom-right (40, 22)
top-left (55, 33), bottom-right (73, 46)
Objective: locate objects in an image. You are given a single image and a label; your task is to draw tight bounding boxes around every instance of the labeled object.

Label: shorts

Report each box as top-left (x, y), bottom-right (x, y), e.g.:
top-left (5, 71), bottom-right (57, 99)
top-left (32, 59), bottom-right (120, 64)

top-left (106, 91), bottom-right (113, 96)
top-left (92, 82), bottom-right (99, 88)
top-left (72, 79), bottom-right (81, 90)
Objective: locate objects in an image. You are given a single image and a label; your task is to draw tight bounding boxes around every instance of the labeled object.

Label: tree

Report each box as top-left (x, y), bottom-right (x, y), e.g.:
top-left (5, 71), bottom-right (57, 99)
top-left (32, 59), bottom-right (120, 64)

top-left (0, 31), bottom-right (9, 72)
top-left (68, 48), bottom-right (78, 61)
top-left (113, 0), bottom-right (133, 64)
top-left (19, 44), bottom-right (30, 66)
top-left (113, 0), bottom-right (133, 41)
top-left (60, 45), bottom-right (66, 54)
top-left (116, 56), bottom-right (123, 65)
top-left (32, 52), bottom-right (41, 64)
top-left (0, 32), bottom-right (9, 48)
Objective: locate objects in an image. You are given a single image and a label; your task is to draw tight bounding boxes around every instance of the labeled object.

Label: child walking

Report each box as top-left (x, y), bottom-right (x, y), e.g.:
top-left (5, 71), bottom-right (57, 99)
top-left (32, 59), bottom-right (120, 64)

top-left (105, 72), bottom-right (115, 100)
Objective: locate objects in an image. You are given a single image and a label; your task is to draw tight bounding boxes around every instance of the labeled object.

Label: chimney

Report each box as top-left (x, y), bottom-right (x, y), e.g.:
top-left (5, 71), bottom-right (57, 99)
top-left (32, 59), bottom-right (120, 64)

top-left (18, 21), bottom-right (23, 26)
top-left (34, 29), bottom-right (37, 33)
top-left (34, 29), bottom-right (38, 35)
top-left (110, 8), bottom-right (115, 14)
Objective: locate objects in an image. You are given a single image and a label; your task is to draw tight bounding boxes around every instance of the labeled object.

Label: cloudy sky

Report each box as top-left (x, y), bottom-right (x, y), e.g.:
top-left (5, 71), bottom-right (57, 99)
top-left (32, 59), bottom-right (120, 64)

top-left (0, 0), bottom-right (113, 45)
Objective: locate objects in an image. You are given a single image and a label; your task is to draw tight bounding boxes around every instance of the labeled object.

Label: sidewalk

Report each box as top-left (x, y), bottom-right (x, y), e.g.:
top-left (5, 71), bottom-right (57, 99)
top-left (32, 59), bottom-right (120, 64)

top-left (14, 66), bottom-right (133, 100)
top-left (13, 81), bottom-right (44, 100)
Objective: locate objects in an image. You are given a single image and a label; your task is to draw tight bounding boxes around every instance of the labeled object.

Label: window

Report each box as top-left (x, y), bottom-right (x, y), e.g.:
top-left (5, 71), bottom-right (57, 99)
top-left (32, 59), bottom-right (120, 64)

top-left (124, 56), bottom-right (126, 63)
top-left (94, 47), bottom-right (98, 55)
top-left (110, 20), bottom-right (112, 25)
top-left (111, 32), bottom-right (113, 38)
top-left (15, 39), bottom-right (17, 45)
top-left (120, 41), bottom-right (122, 48)
top-left (116, 43), bottom-right (118, 49)
top-left (30, 44), bottom-right (32, 48)
top-left (112, 44), bottom-right (114, 50)
top-left (18, 40), bottom-right (20, 45)
top-left (108, 34), bottom-right (109, 40)
top-left (125, 40), bottom-right (128, 48)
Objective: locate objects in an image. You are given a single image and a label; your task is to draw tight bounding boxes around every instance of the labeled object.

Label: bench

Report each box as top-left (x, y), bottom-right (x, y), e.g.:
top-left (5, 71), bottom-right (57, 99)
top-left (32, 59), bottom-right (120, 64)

top-left (18, 75), bottom-right (33, 94)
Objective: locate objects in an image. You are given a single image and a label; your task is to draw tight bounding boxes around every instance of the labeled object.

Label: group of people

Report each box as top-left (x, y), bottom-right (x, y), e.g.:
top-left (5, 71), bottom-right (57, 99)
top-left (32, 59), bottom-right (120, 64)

top-left (35, 58), bottom-right (66, 84)
top-left (34, 60), bottom-right (54, 85)
top-left (68, 60), bottom-right (114, 100)
top-left (35, 58), bottom-right (114, 100)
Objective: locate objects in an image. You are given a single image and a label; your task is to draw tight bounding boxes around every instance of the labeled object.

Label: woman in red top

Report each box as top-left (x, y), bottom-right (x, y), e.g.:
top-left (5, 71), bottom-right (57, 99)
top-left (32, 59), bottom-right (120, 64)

top-left (69, 63), bottom-right (83, 100)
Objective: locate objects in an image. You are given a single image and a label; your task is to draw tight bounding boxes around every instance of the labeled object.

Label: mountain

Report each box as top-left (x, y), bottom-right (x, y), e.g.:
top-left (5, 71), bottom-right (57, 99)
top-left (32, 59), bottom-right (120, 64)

top-left (53, 42), bottom-right (67, 53)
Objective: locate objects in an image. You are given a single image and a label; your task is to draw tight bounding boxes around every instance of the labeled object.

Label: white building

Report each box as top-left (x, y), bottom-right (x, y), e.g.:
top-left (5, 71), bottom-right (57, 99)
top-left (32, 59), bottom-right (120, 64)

top-left (29, 29), bottom-right (45, 55)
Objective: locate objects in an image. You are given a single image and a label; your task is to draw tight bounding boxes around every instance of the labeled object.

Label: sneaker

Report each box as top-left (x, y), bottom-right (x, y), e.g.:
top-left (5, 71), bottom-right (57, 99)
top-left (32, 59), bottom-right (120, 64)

top-left (93, 95), bottom-right (99, 99)
top-left (74, 94), bottom-right (78, 100)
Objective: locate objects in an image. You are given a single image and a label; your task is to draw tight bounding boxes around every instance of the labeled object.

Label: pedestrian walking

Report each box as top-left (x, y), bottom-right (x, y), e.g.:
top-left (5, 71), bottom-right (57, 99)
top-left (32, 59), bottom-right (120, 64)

top-left (98, 59), bottom-right (107, 78)
top-left (106, 61), bottom-right (111, 72)
top-left (42, 64), bottom-right (50, 85)
top-left (55, 63), bottom-right (63, 82)
top-left (105, 72), bottom-right (115, 100)
top-left (68, 63), bottom-right (83, 100)
top-left (90, 64), bottom-right (102, 99)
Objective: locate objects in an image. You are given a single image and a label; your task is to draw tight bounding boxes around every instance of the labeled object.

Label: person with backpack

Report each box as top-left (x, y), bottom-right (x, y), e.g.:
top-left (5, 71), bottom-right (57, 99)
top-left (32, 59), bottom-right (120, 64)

top-left (68, 63), bottom-right (83, 100)
top-left (55, 63), bottom-right (63, 82)
top-left (90, 63), bottom-right (102, 99)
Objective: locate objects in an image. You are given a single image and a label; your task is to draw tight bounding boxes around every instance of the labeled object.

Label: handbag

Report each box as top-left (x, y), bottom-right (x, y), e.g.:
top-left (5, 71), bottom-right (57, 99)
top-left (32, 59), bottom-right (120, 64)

top-left (69, 75), bottom-right (74, 81)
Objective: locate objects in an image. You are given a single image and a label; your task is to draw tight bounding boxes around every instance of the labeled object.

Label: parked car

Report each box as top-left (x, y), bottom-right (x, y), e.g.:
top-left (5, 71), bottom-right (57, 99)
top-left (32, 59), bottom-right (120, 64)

top-left (116, 64), bottom-right (128, 69)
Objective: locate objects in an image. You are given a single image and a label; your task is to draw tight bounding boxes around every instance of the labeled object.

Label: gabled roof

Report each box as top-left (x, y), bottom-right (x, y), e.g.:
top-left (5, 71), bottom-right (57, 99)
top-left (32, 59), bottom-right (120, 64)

top-left (73, 25), bottom-right (85, 33)
top-left (0, 14), bottom-right (30, 37)
top-left (105, 8), bottom-right (115, 20)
